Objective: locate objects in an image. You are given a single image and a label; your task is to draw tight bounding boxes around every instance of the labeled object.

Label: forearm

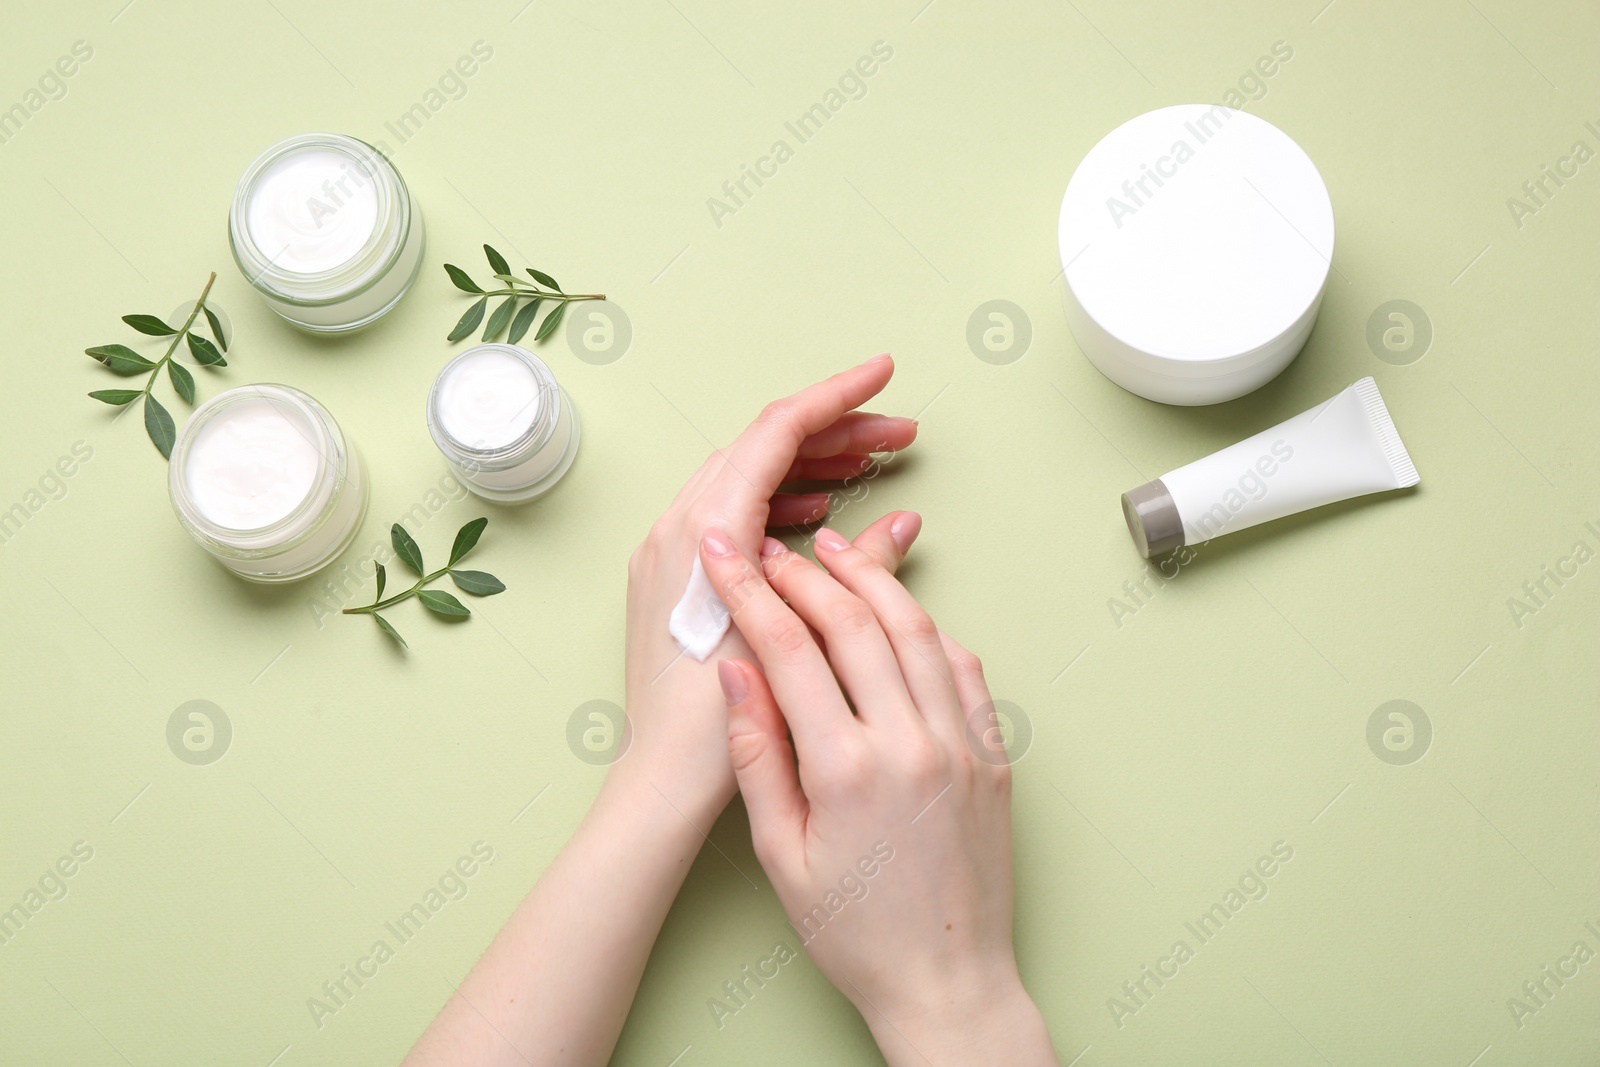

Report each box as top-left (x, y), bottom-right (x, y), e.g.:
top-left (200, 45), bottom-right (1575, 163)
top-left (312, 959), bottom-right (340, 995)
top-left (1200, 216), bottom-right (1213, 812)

top-left (403, 771), bottom-right (719, 1067)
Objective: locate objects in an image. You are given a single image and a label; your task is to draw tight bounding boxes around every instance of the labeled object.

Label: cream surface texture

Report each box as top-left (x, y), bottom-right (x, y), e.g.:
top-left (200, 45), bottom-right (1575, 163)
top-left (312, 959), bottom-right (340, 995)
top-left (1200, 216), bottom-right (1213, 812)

top-left (183, 397), bottom-right (320, 529)
top-left (435, 347), bottom-right (541, 450)
top-left (246, 146), bottom-right (378, 274)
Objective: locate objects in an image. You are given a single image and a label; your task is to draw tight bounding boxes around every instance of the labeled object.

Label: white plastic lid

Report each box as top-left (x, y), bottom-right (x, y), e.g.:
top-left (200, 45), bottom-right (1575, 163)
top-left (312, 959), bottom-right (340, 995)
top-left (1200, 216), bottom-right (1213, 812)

top-left (1059, 105), bottom-right (1334, 378)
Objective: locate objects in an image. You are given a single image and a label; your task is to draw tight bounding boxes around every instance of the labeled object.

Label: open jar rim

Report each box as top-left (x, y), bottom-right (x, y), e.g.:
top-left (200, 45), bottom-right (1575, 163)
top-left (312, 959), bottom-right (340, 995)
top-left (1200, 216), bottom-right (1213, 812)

top-left (228, 133), bottom-right (414, 308)
top-left (169, 384), bottom-right (347, 553)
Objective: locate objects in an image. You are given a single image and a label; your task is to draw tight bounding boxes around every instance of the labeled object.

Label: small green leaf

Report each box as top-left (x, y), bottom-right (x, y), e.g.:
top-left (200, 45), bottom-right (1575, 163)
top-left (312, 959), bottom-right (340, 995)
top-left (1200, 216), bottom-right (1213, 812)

top-left (507, 298), bottom-right (542, 344)
top-left (168, 361), bottom-right (196, 404)
top-left (144, 393), bottom-right (175, 458)
top-left (535, 300), bottom-right (567, 342)
top-left (187, 333), bottom-right (227, 367)
top-left (391, 524), bottom-right (424, 575)
top-left (449, 517), bottom-right (488, 565)
top-left (526, 267), bottom-right (562, 292)
top-left (482, 295), bottom-right (517, 342)
top-left (484, 244), bottom-right (511, 277)
top-left (418, 589), bottom-right (471, 617)
top-left (373, 613), bottom-right (408, 648)
top-left (374, 561), bottom-right (387, 602)
top-left (86, 344), bottom-right (156, 375)
top-left (203, 306), bottom-right (228, 351)
top-left (123, 313), bottom-right (178, 336)
top-left (88, 389), bottom-right (141, 405)
top-left (450, 569), bottom-right (506, 596)
top-left (448, 296), bottom-right (488, 342)
top-left (445, 264), bottom-right (483, 294)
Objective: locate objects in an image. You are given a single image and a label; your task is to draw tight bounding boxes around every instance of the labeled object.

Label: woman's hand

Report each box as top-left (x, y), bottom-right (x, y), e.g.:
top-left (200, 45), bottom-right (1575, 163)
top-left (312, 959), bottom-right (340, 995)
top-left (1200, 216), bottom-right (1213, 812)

top-left (618, 355), bottom-right (919, 823)
top-left (404, 359), bottom-right (920, 1067)
top-left (698, 526), bottom-right (1059, 1066)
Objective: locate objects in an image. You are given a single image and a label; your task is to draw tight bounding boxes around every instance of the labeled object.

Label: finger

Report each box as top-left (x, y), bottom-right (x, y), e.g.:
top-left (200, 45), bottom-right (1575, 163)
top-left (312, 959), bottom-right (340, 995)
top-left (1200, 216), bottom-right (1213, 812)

top-left (812, 526), bottom-right (957, 727)
top-left (720, 659), bottom-right (807, 872)
top-left (757, 537), bottom-right (919, 728)
top-left (795, 412), bottom-right (917, 459)
top-left (700, 529), bottom-right (855, 759)
top-left (782, 453), bottom-right (872, 483)
top-left (939, 632), bottom-right (1007, 770)
top-left (719, 355), bottom-right (899, 497)
top-left (766, 493), bottom-right (831, 528)
top-left (797, 515), bottom-right (920, 654)
top-left (846, 511), bottom-right (921, 575)
top-left (777, 511), bottom-right (921, 657)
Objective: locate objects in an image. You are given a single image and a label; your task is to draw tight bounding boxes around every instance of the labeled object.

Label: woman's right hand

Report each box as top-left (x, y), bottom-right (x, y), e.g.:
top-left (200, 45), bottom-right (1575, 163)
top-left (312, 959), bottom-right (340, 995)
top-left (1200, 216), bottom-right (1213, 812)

top-left (697, 525), bottom-right (1059, 1066)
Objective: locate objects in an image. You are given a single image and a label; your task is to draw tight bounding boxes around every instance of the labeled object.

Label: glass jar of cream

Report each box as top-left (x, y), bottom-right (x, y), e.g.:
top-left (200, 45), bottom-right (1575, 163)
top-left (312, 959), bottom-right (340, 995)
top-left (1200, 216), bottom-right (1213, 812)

top-left (229, 133), bottom-right (425, 333)
top-left (169, 384), bottom-right (369, 582)
top-left (427, 344), bottom-right (581, 504)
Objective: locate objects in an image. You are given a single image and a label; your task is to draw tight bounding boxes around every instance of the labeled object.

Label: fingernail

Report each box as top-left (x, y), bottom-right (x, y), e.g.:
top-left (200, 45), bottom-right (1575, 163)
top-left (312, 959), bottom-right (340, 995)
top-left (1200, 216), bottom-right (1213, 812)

top-left (717, 660), bottom-right (748, 706)
top-left (702, 529), bottom-right (735, 557)
top-left (761, 536), bottom-right (785, 558)
top-left (889, 511), bottom-right (922, 553)
top-left (869, 352), bottom-right (892, 364)
top-left (814, 527), bottom-right (848, 553)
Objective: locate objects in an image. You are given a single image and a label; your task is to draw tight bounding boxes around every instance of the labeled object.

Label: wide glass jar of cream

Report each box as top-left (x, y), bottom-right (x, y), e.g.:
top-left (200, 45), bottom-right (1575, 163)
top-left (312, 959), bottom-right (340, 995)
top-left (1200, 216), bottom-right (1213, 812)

top-left (229, 133), bottom-right (425, 332)
top-left (427, 344), bottom-right (581, 504)
top-left (169, 384), bottom-right (368, 582)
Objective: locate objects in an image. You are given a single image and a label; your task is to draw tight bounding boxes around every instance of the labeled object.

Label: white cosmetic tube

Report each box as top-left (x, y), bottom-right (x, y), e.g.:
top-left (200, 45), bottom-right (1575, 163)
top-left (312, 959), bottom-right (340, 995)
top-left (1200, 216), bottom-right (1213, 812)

top-left (1121, 377), bottom-right (1420, 558)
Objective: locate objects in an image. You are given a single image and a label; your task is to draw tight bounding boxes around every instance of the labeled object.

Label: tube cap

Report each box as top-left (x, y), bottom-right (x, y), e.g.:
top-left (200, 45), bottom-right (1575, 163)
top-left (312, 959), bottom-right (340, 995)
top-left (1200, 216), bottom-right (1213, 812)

top-left (1121, 479), bottom-right (1184, 559)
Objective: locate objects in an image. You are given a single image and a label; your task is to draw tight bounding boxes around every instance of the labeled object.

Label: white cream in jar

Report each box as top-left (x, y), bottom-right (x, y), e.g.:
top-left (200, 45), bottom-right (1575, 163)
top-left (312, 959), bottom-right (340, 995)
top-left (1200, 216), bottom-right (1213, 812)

top-left (229, 133), bottom-right (424, 332)
top-left (427, 344), bottom-right (580, 503)
top-left (169, 385), bottom-right (368, 581)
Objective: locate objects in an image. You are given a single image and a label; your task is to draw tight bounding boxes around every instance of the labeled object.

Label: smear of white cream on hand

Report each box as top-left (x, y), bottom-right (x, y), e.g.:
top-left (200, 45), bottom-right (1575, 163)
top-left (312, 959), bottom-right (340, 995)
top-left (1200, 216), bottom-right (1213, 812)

top-left (668, 555), bottom-right (731, 662)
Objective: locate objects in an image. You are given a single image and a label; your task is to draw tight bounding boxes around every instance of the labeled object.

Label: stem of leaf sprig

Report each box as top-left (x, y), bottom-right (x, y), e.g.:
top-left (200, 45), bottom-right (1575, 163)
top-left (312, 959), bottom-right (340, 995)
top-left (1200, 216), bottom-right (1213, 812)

top-left (443, 245), bottom-right (605, 346)
top-left (342, 517), bottom-right (507, 649)
top-left (85, 271), bottom-right (230, 458)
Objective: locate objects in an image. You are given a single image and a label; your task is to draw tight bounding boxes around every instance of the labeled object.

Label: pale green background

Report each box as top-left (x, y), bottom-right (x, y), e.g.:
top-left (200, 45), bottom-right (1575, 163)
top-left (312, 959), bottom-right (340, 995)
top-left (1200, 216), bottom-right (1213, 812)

top-left (1, 0), bottom-right (1596, 1064)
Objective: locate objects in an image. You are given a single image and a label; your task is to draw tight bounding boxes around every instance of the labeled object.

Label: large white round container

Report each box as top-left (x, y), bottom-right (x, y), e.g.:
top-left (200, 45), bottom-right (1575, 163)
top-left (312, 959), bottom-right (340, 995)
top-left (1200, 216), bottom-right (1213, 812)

top-left (1058, 105), bottom-right (1335, 406)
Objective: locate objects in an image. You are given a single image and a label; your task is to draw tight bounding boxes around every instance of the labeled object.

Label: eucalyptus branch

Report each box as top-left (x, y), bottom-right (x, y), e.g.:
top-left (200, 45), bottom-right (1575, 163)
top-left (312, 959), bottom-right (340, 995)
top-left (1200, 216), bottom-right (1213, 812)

top-left (443, 244), bottom-right (605, 346)
top-left (342, 517), bottom-right (507, 649)
top-left (84, 271), bottom-right (230, 458)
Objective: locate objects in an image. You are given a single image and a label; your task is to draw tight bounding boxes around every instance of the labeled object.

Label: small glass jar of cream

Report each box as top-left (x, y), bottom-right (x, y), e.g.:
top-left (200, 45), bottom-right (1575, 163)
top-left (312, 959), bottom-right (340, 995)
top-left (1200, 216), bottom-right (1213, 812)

top-left (427, 344), bottom-right (581, 504)
top-left (229, 132), bottom-right (425, 333)
top-left (169, 384), bottom-right (369, 582)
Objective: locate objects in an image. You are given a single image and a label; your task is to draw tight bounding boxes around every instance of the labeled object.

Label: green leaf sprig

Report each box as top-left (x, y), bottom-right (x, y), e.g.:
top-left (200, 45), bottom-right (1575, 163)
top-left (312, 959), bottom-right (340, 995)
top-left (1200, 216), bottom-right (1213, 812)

top-left (342, 517), bottom-right (507, 648)
top-left (85, 271), bottom-right (230, 458)
top-left (444, 245), bottom-right (604, 345)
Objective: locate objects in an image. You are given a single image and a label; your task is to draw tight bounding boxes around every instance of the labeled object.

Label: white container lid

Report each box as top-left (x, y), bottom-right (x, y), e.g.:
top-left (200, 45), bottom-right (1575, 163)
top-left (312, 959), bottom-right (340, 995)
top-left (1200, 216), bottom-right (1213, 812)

top-left (1059, 105), bottom-right (1334, 403)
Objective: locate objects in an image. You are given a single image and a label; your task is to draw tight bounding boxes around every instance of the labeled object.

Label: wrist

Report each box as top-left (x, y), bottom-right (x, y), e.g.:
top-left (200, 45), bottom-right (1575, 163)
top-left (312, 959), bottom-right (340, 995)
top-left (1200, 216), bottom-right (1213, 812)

top-left (614, 668), bottom-right (739, 823)
top-left (863, 972), bottom-right (1057, 1067)
top-left (600, 755), bottom-right (732, 844)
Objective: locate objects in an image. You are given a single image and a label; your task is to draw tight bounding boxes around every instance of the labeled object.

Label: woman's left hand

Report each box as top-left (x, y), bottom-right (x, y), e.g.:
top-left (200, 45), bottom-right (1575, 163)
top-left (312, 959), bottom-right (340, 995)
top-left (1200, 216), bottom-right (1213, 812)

top-left (618, 355), bottom-right (920, 820)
